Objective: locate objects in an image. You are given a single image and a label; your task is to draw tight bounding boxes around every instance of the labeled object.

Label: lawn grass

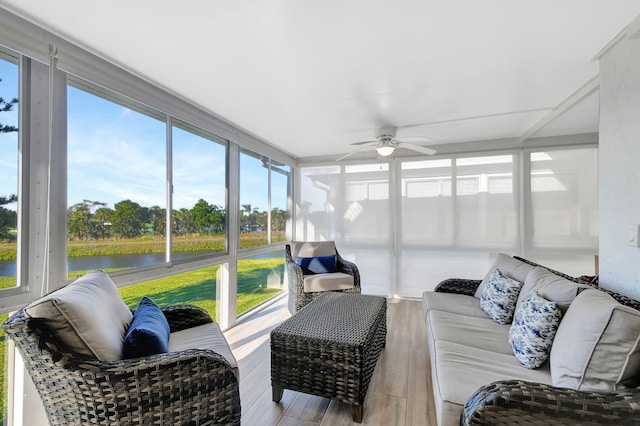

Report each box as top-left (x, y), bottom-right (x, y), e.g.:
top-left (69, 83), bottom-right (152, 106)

top-left (117, 258), bottom-right (284, 316)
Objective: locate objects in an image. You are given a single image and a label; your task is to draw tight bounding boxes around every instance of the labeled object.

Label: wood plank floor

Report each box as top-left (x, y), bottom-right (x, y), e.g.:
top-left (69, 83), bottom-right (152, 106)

top-left (224, 297), bottom-right (438, 426)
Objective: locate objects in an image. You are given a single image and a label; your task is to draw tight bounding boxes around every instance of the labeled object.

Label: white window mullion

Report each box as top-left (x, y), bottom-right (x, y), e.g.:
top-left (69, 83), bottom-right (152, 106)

top-left (267, 159), bottom-right (272, 245)
top-left (166, 116), bottom-right (173, 263)
top-left (219, 140), bottom-right (240, 329)
top-left (390, 158), bottom-right (401, 298)
top-left (518, 149), bottom-right (527, 257)
top-left (451, 158), bottom-right (459, 246)
top-left (47, 50), bottom-right (68, 292)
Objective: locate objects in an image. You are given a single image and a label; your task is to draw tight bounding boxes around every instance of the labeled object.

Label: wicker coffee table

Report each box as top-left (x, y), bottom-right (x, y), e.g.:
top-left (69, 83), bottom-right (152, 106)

top-left (271, 292), bottom-right (387, 423)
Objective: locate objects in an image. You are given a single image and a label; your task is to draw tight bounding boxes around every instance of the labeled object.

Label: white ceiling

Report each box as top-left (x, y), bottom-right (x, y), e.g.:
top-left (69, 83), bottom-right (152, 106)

top-left (3, 1), bottom-right (640, 160)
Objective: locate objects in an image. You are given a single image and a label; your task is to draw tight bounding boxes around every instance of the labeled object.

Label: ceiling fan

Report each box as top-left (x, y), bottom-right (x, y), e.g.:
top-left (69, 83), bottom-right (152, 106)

top-left (335, 126), bottom-right (437, 161)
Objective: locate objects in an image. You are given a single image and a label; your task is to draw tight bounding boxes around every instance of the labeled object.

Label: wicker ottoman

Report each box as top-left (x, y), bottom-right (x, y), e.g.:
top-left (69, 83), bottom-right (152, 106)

top-left (271, 292), bottom-right (387, 423)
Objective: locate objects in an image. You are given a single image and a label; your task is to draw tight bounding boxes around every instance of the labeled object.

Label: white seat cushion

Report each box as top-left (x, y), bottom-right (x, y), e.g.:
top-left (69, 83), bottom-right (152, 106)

top-left (427, 310), bottom-right (513, 355)
top-left (422, 291), bottom-right (490, 319)
top-left (302, 272), bottom-right (354, 293)
top-left (24, 270), bottom-right (132, 360)
top-left (169, 322), bottom-right (238, 377)
top-left (432, 340), bottom-right (553, 426)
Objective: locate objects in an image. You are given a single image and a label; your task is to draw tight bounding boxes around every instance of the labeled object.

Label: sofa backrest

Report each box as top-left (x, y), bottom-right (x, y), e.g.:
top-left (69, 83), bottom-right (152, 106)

top-left (514, 255), bottom-right (640, 311)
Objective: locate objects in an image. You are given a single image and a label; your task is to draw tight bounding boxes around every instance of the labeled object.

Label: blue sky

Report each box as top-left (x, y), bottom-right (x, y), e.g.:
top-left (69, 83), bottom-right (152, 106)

top-left (67, 84), bottom-right (287, 212)
top-left (1, 55), bottom-right (287, 214)
top-left (0, 58), bottom-right (18, 210)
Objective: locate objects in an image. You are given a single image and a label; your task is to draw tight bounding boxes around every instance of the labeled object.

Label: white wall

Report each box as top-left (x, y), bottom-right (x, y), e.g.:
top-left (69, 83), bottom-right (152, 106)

top-left (599, 32), bottom-right (640, 298)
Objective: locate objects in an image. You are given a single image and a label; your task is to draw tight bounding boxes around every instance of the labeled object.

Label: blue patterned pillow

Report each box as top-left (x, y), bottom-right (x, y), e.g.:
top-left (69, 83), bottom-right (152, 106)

top-left (480, 268), bottom-right (524, 324)
top-left (509, 291), bottom-right (562, 369)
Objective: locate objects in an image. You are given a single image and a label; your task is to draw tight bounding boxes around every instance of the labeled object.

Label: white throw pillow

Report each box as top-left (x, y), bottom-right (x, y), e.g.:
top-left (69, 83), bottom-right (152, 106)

top-left (24, 270), bottom-right (133, 360)
top-left (550, 289), bottom-right (640, 391)
top-left (509, 291), bottom-right (562, 369)
top-left (480, 268), bottom-right (524, 325)
top-left (475, 253), bottom-right (534, 299)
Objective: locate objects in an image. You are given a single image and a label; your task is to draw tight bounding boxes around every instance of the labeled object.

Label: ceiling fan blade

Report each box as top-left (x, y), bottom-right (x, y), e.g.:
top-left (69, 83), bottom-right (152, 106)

top-left (397, 142), bottom-right (437, 156)
top-left (394, 135), bottom-right (432, 143)
top-left (335, 145), bottom-right (376, 161)
top-left (350, 140), bottom-right (378, 146)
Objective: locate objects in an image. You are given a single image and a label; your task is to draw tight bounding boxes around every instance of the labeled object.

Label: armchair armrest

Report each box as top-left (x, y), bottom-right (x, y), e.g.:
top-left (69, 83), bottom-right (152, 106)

top-left (462, 380), bottom-right (640, 425)
top-left (434, 278), bottom-right (481, 296)
top-left (336, 249), bottom-right (361, 290)
top-left (59, 349), bottom-right (240, 424)
top-left (284, 244), bottom-right (305, 289)
top-left (161, 304), bottom-right (213, 332)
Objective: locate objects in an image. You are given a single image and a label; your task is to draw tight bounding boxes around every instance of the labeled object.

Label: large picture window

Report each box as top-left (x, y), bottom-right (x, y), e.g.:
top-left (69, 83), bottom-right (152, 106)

top-left (239, 150), bottom-right (290, 249)
top-left (297, 165), bottom-right (340, 241)
top-left (400, 155), bottom-right (517, 249)
top-left (455, 155), bottom-right (517, 249)
top-left (343, 164), bottom-right (390, 243)
top-left (239, 149), bottom-right (269, 248)
top-left (237, 250), bottom-right (285, 316)
top-left (528, 148), bottom-right (598, 251)
top-left (270, 162), bottom-right (290, 244)
top-left (67, 81), bottom-right (167, 275)
top-left (172, 121), bottom-right (227, 257)
top-left (401, 159), bottom-right (453, 245)
top-left (398, 155), bottom-right (518, 296)
top-left (0, 48), bottom-right (19, 426)
top-left (0, 51), bottom-right (19, 290)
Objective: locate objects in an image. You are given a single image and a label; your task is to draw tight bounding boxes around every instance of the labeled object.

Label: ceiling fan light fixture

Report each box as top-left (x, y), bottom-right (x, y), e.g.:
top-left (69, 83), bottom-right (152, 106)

top-left (376, 145), bottom-right (395, 157)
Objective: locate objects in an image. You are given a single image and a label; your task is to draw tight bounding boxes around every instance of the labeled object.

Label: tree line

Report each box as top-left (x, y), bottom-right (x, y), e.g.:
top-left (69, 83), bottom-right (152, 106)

top-left (0, 195), bottom-right (17, 241)
top-left (67, 199), bottom-right (286, 240)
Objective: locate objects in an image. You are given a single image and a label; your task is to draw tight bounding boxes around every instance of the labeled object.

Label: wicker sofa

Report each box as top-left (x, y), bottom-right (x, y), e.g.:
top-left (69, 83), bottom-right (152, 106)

top-left (423, 254), bottom-right (640, 426)
top-left (2, 270), bottom-right (240, 426)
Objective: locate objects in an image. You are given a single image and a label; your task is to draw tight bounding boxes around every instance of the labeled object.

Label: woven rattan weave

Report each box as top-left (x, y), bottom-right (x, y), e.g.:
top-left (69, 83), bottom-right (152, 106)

top-left (3, 304), bottom-right (241, 426)
top-left (270, 292), bottom-right (387, 423)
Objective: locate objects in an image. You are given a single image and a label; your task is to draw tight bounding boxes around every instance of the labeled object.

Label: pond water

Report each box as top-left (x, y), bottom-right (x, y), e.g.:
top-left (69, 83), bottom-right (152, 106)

top-left (0, 250), bottom-right (284, 277)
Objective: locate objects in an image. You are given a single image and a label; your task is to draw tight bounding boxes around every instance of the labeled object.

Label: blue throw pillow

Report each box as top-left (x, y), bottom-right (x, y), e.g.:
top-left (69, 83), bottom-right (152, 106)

top-left (123, 296), bottom-right (170, 359)
top-left (296, 254), bottom-right (337, 274)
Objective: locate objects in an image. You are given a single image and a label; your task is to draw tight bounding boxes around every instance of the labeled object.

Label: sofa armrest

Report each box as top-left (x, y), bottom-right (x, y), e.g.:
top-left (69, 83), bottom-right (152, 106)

top-left (462, 380), bottom-right (640, 425)
top-left (434, 278), bottom-right (481, 296)
top-left (161, 304), bottom-right (213, 332)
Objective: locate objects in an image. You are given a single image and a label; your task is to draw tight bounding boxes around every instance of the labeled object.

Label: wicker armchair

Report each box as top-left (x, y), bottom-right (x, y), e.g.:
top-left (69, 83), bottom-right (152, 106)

top-left (285, 241), bottom-right (361, 314)
top-left (2, 303), bottom-right (241, 426)
top-left (434, 261), bottom-right (640, 425)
